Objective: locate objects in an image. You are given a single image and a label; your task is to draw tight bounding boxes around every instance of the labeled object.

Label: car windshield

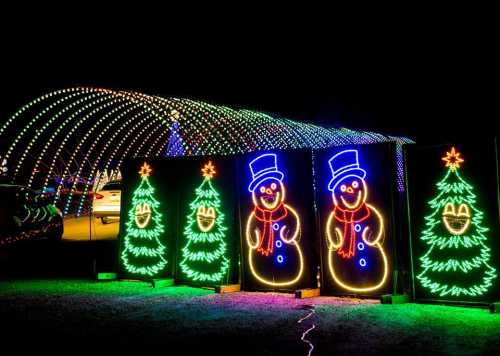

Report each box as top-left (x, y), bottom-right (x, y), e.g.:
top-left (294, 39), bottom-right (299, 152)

top-left (101, 182), bottom-right (121, 191)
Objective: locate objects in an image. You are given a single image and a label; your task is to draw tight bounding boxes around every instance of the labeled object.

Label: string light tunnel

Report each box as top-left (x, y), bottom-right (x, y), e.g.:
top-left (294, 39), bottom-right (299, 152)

top-left (0, 87), bottom-right (413, 216)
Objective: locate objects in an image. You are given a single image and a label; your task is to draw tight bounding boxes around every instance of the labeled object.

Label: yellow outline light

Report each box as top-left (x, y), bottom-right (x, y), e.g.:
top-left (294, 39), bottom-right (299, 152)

top-left (246, 202), bottom-right (304, 287)
top-left (326, 195), bottom-right (389, 292)
top-left (134, 202), bottom-right (151, 229)
top-left (442, 202), bottom-right (471, 235)
top-left (196, 205), bottom-right (216, 232)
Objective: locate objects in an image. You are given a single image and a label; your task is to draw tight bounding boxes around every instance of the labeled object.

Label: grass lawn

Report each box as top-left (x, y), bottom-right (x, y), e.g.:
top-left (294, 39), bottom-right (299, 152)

top-left (1, 280), bottom-right (499, 355)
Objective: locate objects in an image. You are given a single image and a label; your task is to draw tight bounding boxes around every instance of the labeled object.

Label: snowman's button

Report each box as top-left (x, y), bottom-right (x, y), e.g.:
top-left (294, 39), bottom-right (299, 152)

top-left (359, 258), bottom-right (367, 267)
top-left (273, 223), bottom-right (279, 231)
top-left (275, 240), bottom-right (283, 248)
top-left (277, 255), bottom-right (284, 264)
top-left (354, 224), bottom-right (362, 232)
top-left (357, 242), bottom-right (365, 251)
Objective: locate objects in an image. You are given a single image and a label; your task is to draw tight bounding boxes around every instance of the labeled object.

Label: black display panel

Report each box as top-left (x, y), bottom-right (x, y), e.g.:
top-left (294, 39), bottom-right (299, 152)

top-left (238, 149), bottom-right (318, 291)
top-left (118, 159), bottom-right (177, 280)
top-left (118, 156), bottom-right (240, 285)
top-left (174, 156), bottom-right (239, 287)
top-left (313, 143), bottom-right (397, 297)
top-left (406, 143), bottom-right (500, 304)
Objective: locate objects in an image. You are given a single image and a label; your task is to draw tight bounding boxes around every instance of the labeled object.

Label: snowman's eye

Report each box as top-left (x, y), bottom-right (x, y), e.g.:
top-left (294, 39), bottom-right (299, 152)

top-left (271, 183), bottom-right (277, 190)
top-left (352, 181), bottom-right (359, 189)
top-left (260, 186), bottom-right (266, 193)
top-left (340, 185), bottom-right (346, 192)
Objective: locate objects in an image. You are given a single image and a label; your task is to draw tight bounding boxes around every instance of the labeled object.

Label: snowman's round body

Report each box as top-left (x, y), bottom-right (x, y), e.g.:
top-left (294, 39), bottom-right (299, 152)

top-left (326, 175), bottom-right (388, 293)
top-left (326, 204), bottom-right (387, 292)
top-left (246, 205), bottom-right (303, 287)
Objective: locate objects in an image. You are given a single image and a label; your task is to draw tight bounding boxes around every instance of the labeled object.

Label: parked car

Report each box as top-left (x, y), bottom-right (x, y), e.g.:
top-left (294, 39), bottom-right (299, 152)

top-left (93, 180), bottom-right (121, 224)
top-left (0, 184), bottom-right (63, 247)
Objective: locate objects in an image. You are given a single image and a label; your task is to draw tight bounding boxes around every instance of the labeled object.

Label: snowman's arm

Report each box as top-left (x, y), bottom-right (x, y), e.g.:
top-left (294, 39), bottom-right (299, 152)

top-left (362, 204), bottom-right (384, 246)
top-left (280, 205), bottom-right (301, 243)
top-left (326, 212), bottom-right (343, 250)
top-left (245, 212), bottom-right (260, 249)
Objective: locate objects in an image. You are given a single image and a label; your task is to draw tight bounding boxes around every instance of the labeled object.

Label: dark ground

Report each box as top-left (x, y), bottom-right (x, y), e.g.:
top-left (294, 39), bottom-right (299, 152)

top-left (1, 280), bottom-right (499, 355)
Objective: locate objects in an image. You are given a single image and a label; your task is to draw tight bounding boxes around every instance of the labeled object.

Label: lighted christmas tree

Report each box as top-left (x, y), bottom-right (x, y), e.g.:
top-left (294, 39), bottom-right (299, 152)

top-left (180, 161), bottom-right (229, 283)
top-left (121, 162), bottom-right (167, 276)
top-left (417, 147), bottom-right (496, 297)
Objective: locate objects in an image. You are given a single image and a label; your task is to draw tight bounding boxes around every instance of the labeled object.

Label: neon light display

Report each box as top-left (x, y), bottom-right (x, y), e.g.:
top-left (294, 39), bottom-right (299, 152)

top-left (417, 147), bottom-right (496, 297)
top-left (179, 161), bottom-right (230, 283)
top-left (135, 202), bottom-right (152, 229)
top-left (0, 87), bottom-right (411, 216)
top-left (121, 162), bottom-right (167, 276)
top-left (325, 149), bottom-right (388, 292)
top-left (245, 153), bottom-right (304, 287)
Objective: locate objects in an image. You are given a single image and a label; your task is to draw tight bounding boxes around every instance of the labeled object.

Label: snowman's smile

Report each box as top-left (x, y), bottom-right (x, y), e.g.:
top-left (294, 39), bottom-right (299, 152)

top-left (260, 192), bottom-right (280, 210)
top-left (341, 191), bottom-right (362, 210)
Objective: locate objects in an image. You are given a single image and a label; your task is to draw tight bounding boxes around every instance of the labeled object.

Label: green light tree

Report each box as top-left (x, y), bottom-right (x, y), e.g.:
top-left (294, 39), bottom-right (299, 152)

top-left (417, 147), bottom-right (496, 297)
top-left (180, 161), bottom-right (229, 283)
top-left (121, 162), bottom-right (167, 276)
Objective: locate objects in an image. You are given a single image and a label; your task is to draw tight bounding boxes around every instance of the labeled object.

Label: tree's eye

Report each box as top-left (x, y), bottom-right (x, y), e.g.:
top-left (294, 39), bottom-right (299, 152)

top-left (340, 185), bottom-right (346, 192)
top-left (271, 183), bottom-right (277, 190)
top-left (458, 204), bottom-right (470, 217)
top-left (260, 186), bottom-right (266, 193)
top-left (352, 181), bottom-right (359, 189)
top-left (443, 202), bottom-right (454, 215)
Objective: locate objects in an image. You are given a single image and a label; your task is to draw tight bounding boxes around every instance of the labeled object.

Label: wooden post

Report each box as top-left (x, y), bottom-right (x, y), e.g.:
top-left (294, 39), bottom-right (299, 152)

top-left (295, 288), bottom-right (321, 299)
top-left (215, 284), bottom-right (241, 294)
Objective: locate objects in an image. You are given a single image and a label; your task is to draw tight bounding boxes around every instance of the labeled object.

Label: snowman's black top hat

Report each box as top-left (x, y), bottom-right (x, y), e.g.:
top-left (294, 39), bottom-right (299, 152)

top-left (248, 153), bottom-right (284, 192)
top-left (328, 149), bottom-right (366, 191)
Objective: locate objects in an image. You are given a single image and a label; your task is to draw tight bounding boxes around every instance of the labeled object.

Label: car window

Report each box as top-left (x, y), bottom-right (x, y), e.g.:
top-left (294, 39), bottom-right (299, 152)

top-left (102, 182), bottom-right (121, 191)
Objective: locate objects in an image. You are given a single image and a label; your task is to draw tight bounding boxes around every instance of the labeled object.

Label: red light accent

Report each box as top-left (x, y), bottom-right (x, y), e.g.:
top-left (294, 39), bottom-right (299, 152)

top-left (333, 203), bottom-right (371, 259)
top-left (253, 203), bottom-right (288, 256)
top-left (94, 193), bottom-right (104, 200)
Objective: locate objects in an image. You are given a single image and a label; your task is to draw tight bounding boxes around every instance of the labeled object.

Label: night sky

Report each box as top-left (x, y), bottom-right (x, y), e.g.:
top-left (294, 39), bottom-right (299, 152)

top-left (1, 19), bottom-right (497, 146)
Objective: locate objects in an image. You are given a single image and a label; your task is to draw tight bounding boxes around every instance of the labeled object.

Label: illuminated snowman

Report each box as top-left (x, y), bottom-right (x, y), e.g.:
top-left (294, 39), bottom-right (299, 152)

top-left (245, 154), bottom-right (304, 287)
top-left (325, 150), bottom-right (388, 293)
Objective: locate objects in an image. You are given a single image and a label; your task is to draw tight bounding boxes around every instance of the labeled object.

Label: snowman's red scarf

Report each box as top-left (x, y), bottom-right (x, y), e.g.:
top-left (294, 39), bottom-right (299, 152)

top-left (333, 203), bottom-right (371, 259)
top-left (253, 203), bottom-right (288, 256)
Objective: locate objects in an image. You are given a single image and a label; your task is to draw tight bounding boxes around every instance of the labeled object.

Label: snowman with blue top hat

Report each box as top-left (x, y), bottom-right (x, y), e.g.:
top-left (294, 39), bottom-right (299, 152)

top-left (245, 153), bottom-right (304, 287)
top-left (325, 149), bottom-right (388, 293)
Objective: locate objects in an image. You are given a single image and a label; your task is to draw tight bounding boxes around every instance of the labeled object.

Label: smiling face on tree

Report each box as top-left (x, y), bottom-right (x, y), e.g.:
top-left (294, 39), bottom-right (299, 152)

top-left (442, 202), bottom-right (471, 235)
top-left (252, 178), bottom-right (285, 210)
top-left (197, 205), bottom-right (216, 232)
top-left (333, 176), bottom-right (367, 210)
top-left (135, 202), bottom-right (151, 228)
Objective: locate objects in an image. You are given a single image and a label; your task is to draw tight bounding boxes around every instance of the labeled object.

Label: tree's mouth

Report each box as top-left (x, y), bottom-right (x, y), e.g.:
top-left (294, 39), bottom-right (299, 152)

top-left (135, 213), bottom-right (151, 228)
top-left (197, 215), bottom-right (215, 232)
top-left (442, 215), bottom-right (470, 235)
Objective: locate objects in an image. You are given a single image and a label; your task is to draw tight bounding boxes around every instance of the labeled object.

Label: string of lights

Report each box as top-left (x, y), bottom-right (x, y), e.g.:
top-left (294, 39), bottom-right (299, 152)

top-left (0, 87), bottom-right (412, 216)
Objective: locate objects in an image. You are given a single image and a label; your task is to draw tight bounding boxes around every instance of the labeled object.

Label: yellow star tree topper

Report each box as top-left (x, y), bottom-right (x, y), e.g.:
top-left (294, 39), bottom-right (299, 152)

top-left (139, 162), bottom-right (152, 177)
top-left (442, 147), bottom-right (464, 171)
top-left (201, 161), bottom-right (216, 178)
